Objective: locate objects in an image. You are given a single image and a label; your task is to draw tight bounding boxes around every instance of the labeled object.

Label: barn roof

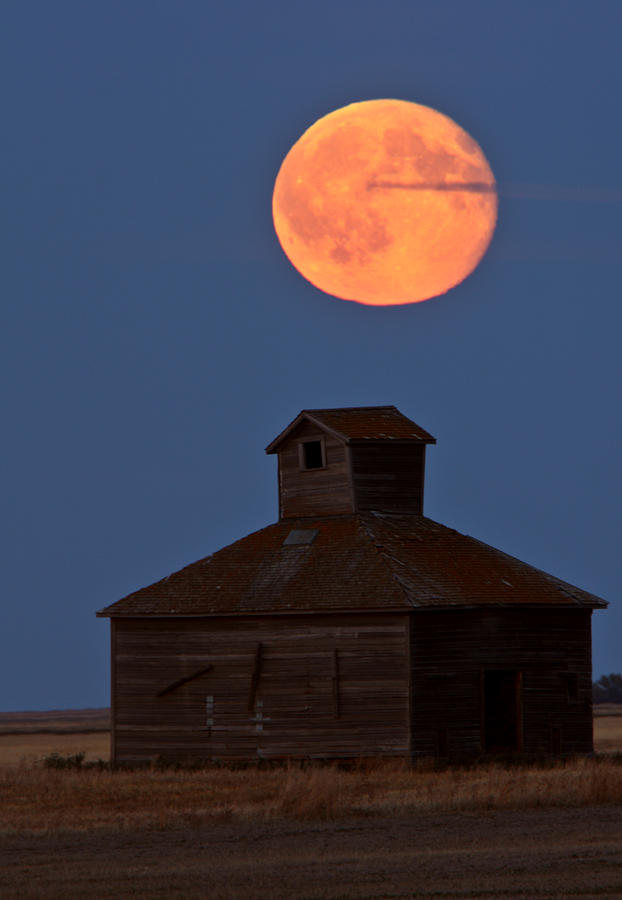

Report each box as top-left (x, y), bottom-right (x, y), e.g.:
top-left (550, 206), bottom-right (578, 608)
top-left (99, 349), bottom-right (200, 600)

top-left (97, 513), bottom-right (606, 618)
top-left (265, 406), bottom-right (435, 453)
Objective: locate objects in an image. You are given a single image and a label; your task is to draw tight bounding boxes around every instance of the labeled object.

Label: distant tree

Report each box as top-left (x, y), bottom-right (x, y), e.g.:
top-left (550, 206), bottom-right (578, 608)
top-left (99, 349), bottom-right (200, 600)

top-left (593, 673), bottom-right (622, 704)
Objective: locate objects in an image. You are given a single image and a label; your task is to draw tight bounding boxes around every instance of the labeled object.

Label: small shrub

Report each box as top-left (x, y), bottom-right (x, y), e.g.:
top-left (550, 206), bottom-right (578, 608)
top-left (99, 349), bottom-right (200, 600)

top-left (82, 758), bottom-right (110, 771)
top-left (43, 751), bottom-right (85, 770)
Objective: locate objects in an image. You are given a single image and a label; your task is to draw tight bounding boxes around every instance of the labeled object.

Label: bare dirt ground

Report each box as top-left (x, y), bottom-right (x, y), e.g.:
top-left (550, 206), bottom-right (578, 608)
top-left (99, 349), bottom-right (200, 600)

top-left (3, 806), bottom-right (622, 899)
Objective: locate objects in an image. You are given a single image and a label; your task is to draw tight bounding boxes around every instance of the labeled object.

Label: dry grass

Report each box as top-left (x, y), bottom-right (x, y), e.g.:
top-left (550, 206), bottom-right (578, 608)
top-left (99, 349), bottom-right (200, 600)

top-left (0, 708), bottom-right (109, 735)
top-left (0, 714), bottom-right (622, 766)
top-left (593, 716), bottom-right (622, 753)
top-left (0, 709), bottom-right (111, 766)
top-left (3, 755), bottom-right (622, 837)
top-left (1, 712), bottom-right (622, 839)
top-left (594, 702), bottom-right (622, 716)
top-left (0, 732), bottom-right (110, 766)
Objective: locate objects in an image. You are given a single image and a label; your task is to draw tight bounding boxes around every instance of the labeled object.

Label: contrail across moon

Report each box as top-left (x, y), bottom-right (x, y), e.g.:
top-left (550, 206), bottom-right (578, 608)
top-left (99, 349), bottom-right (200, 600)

top-left (368, 181), bottom-right (496, 193)
top-left (369, 180), bottom-right (622, 203)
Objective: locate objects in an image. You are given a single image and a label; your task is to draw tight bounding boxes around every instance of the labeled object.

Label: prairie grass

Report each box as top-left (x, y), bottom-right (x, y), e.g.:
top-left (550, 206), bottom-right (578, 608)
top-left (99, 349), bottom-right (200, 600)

top-left (1, 713), bottom-right (622, 838)
top-left (3, 755), bottom-right (622, 837)
top-left (0, 731), bottom-right (109, 766)
top-left (0, 708), bottom-right (109, 734)
top-left (593, 714), bottom-right (622, 752)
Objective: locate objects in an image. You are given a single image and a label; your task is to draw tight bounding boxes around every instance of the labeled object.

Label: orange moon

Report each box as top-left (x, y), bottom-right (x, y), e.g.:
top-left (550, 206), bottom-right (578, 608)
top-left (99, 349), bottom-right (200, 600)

top-left (272, 99), bottom-right (497, 306)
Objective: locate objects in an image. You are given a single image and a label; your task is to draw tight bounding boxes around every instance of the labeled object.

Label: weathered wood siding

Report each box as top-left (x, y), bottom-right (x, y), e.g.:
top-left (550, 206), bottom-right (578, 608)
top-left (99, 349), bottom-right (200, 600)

top-left (112, 614), bottom-right (409, 763)
top-left (278, 422), bottom-right (353, 518)
top-left (350, 443), bottom-right (425, 514)
top-left (409, 609), bottom-right (594, 759)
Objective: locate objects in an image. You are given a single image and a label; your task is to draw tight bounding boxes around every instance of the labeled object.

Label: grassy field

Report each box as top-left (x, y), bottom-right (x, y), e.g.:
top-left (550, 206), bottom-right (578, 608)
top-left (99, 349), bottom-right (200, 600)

top-left (0, 709), bottom-right (110, 766)
top-left (1, 706), bottom-right (620, 765)
top-left (0, 708), bottom-right (110, 735)
top-left (5, 750), bottom-right (622, 832)
top-left (3, 710), bottom-right (622, 898)
top-left (593, 712), bottom-right (622, 753)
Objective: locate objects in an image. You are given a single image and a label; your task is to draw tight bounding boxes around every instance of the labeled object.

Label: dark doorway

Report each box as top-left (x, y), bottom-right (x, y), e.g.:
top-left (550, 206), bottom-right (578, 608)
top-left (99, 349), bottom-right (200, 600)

top-left (483, 670), bottom-right (522, 752)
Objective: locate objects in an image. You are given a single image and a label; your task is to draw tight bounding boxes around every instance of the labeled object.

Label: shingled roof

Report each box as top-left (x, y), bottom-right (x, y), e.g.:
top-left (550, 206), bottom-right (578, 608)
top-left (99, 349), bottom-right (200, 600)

top-left (97, 513), bottom-right (606, 618)
top-left (265, 406), bottom-right (435, 452)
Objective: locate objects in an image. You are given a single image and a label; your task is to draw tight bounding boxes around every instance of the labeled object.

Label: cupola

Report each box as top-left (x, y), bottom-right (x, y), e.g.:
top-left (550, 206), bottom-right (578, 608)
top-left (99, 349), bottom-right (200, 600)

top-left (265, 406), bottom-right (435, 519)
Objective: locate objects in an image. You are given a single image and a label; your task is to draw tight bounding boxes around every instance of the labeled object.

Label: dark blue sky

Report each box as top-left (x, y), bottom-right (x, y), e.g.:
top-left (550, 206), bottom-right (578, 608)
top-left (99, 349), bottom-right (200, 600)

top-left (3, 1), bottom-right (621, 710)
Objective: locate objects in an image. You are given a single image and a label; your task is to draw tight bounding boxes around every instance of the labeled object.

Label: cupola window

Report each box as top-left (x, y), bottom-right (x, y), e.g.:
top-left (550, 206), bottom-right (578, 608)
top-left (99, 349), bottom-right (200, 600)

top-left (300, 440), bottom-right (324, 470)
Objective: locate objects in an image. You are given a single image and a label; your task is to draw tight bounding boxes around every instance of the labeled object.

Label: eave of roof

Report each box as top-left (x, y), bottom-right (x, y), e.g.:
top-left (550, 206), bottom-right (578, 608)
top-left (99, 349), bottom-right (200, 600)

top-left (97, 513), bottom-right (606, 618)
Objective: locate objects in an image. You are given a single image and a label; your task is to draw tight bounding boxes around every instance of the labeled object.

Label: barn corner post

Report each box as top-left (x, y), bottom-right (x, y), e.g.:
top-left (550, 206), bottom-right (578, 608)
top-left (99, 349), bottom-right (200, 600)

top-left (406, 612), bottom-right (414, 765)
top-left (589, 610), bottom-right (595, 754)
top-left (109, 618), bottom-right (116, 766)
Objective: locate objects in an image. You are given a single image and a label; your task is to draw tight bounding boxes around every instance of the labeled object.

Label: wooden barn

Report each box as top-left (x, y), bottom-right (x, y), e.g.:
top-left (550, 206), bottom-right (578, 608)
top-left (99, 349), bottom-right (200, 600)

top-left (97, 406), bottom-right (606, 763)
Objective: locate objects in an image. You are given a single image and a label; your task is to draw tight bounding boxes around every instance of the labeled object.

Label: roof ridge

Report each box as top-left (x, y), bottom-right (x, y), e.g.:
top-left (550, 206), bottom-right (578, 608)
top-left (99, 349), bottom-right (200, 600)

top-left (357, 513), bottom-right (418, 609)
top-left (359, 512), bottom-right (607, 609)
top-left (459, 530), bottom-right (606, 607)
top-left (303, 405), bottom-right (397, 413)
top-left (96, 519), bottom-right (282, 614)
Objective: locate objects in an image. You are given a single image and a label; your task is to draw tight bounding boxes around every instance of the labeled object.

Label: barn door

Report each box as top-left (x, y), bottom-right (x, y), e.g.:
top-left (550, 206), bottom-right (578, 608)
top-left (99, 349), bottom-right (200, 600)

top-left (483, 670), bottom-right (522, 752)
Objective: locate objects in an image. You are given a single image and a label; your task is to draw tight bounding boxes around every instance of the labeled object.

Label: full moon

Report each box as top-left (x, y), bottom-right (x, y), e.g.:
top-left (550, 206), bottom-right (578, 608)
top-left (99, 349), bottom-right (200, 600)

top-left (272, 99), bottom-right (497, 306)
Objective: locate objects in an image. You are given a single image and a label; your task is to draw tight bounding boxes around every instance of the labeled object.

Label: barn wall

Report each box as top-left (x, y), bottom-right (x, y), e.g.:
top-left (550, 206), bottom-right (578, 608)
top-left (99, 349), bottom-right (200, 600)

top-left (113, 613), bottom-right (410, 763)
top-left (278, 422), bottom-right (353, 518)
top-left (410, 608), bottom-right (594, 758)
top-left (350, 443), bottom-right (425, 514)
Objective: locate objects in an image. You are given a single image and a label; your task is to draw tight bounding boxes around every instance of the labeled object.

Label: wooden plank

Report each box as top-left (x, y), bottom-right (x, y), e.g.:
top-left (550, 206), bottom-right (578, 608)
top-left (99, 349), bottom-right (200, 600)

top-left (479, 668), bottom-right (485, 752)
top-left (156, 665), bottom-right (213, 697)
top-left (247, 642), bottom-right (263, 710)
top-left (332, 648), bottom-right (340, 718)
top-left (516, 670), bottom-right (524, 752)
top-left (110, 618), bottom-right (117, 766)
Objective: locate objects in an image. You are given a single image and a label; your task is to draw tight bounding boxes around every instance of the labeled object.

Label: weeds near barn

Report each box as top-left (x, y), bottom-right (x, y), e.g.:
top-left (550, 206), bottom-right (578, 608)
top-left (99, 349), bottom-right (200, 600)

top-left (3, 755), bottom-right (622, 836)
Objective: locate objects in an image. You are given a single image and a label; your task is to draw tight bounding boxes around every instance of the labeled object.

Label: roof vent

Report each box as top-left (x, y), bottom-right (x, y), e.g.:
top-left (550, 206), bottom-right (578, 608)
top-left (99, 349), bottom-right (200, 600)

top-left (283, 529), bottom-right (319, 546)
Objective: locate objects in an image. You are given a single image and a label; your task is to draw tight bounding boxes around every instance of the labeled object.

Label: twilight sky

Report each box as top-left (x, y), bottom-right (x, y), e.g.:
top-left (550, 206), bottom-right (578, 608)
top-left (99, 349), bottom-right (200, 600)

top-left (2, 1), bottom-right (621, 710)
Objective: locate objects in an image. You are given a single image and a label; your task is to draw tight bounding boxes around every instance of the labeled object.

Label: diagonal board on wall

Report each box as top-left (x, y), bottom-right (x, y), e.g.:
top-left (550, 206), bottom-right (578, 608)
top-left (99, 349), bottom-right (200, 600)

top-left (156, 665), bottom-right (213, 698)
